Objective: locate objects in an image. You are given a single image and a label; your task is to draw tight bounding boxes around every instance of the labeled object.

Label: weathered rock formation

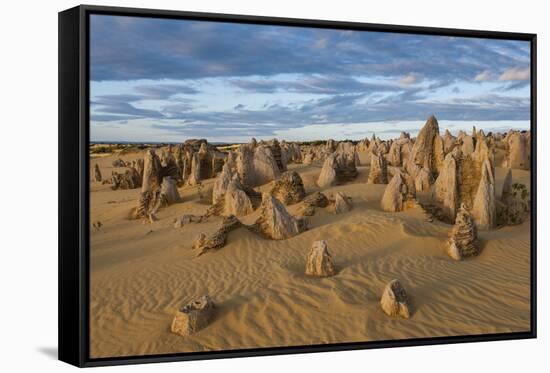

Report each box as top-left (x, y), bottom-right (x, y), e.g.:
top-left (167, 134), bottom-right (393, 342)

top-left (367, 152), bottom-right (388, 184)
top-left (443, 129), bottom-right (456, 154)
top-left (187, 143), bottom-right (214, 185)
top-left (174, 214), bottom-right (205, 228)
top-left (432, 137), bottom-right (496, 225)
top-left (472, 159), bottom-right (496, 230)
top-left (325, 139), bottom-right (336, 153)
top-left (317, 154), bottom-right (338, 188)
top-left (235, 145), bottom-right (254, 186)
top-left (270, 171), bottom-right (306, 205)
top-left (171, 295), bottom-right (215, 336)
top-left (173, 144), bottom-right (186, 181)
top-left (187, 152), bottom-right (202, 186)
top-left (332, 192), bottom-right (352, 214)
top-left (134, 149), bottom-right (162, 218)
top-left (112, 158), bottom-right (126, 167)
top-left (133, 149), bottom-right (180, 219)
top-left (253, 193), bottom-right (307, 240)
top-left (503, 131), bottom-right (530, 170)
top-left (446, 203), bottom-right (479, 260)
top-left (268, 139), bottom-right (287, 172)
top-left (160, 176), bottom-right (181, 205)
top-left (299, 192), bottom-right (329, 216)
top-left (432, 150), bottom-right (459, 220)
top-left (381, 171), bottom-right (415, 212)
top-left (253, 145), bottom-right (282, 186)
top-left (94, 164), bottom-right (102, 182)
top-left (160, 148), bottom-right (176, 168)
top-left (173, 140), bottom-right (227, 185)
top-left (380, 279), bottom-right (411, 319)
top-left (406, 115), bottom-right (444, 178)
top-left (460, 134), bottom-right (475, 155)
top-left (236, 145), bottom-right (281, 187)
top-left (336, 141), bottom-right (361, 166)
top-left (497, 169), bottom-right (530, 225)
top-left (224, 175), bottom-right (254, 217)
top-left (111, 167), bottom-right (142, 190)
top-left (501, 167), bottom-right (513, 199)
top-left (305, 240), bottom-right (336, 277)
top-left (212, 163), bottom-right (233, 205)
top-left (414, 167), bottom-right (432, 192)
top-left (317, 152), bottom-right (358, 188)
top-left (212, 154), bottom-right (226, 175)
top-left (357, 137), bottom-right (370, 152)
top-left (303, 151), bottom-right (315, 165)
top-left (387, 137), bottom-right (412, 167)
top-left (281, 141), bottom-right (302, 164)
top-left (193, 215), bottom-right (242, 256)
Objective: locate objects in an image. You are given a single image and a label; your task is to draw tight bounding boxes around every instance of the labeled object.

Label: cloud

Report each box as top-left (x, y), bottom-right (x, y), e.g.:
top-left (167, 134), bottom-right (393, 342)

top-left (231, 75), bottom-right (402, 95)
top-left (91, 87), bottom-right (530, 140)
top-left (474, 70), bottom-right (492, 82)
top-left (89, 15), bottom-right (531, 141)
top-left (134, 84), bottom-right (199, 99)
top-left (90, 14), bottom-right (530, 85)
top-left (92, 94), bottom-right (143, 103)
top-left (499, 67), bottom-right (530, 81)
top-left (93, 94), bottom-right (166, 120)
top-left (313, 37), bottom-right (328, 49)
top-left (498, 80), bottom-right (530, 91)
top-left (399, 73), bottom-right (420, 85)
top-left (161, 100), bottom-right (195, 117)
top-left (91, 114), bottom-right (141, 122)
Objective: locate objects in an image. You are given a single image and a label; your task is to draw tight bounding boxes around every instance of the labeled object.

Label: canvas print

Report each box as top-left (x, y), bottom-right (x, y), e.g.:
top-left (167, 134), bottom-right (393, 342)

top-left (89, 14), bottom-right (532, 358)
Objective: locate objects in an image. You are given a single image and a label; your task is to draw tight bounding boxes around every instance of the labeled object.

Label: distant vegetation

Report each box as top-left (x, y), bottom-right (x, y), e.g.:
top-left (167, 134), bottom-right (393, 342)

top-left (298, 139), bottom-right (359, 146)
top-left (90, 145), bottom-right (114, 154)
top-left (89, 143), bottom-right (147, 154)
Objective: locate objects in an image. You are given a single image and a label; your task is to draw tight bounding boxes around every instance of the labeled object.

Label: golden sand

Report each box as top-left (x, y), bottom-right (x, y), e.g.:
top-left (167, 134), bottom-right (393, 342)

top-left (89, 150), bottom-right (530, 358)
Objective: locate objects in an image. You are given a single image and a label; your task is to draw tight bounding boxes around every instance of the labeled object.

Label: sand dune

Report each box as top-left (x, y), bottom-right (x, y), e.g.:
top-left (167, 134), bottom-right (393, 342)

top-left (89, 150), bottom-right (530, 358)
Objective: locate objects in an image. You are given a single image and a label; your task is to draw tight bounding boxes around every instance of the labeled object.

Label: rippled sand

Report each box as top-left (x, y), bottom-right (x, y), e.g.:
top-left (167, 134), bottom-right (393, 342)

top-left (89, 150), bottom-right (531, 358)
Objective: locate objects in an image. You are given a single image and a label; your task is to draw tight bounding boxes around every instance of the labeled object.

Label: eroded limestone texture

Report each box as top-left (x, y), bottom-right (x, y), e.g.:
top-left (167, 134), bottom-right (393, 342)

top-left (305, 240), bottom-right (336, 277)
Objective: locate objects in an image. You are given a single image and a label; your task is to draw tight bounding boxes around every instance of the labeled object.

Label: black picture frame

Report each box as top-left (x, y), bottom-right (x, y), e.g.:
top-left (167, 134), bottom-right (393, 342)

top-left (58, 4), bottom-right (537, 368)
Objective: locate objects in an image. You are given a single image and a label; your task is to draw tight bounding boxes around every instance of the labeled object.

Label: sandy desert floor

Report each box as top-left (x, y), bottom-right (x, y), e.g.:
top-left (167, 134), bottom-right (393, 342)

top-left (89, 150), bottom-right (531, 358)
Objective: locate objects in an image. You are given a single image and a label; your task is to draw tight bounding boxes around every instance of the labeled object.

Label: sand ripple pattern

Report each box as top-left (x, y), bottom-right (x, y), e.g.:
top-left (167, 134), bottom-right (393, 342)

top-left (89, 162), bottom-right (531, 358)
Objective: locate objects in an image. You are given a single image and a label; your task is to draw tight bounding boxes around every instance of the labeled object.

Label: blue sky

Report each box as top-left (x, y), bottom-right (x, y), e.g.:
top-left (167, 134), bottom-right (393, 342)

top-left (90, 15), bottom-right (531, 142)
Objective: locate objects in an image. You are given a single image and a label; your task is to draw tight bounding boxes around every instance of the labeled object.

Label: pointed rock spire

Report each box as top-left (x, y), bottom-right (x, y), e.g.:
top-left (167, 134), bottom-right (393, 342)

top-left (252, 145), bottom-right (281, 186)
top-left (407, 115), bottom-right (444, 176)
top-left (212, 162), bottom-right (233, 204)
top-left (253, 193), bottom-right (307, 239)
top-left (317, 153), bottom-right (337, 188)
top-left (472, 158), bottom-right (496, 230)
top-left (224, 175), bottom-right (253, 217)
top-left (446, 203), bottom-right (479, 260)
top-left (380, 279), bottom-right (411, 319)
top-left (433, 150), bottom-right (459, 221)
top-left (505, 131), bottom-right (530, 170)
top-left (305, 240), bottom-right (336, 277)
top-left (381, 171), bottom-right (415, 212)
top-left (501, 168), bottom-right (512, 200)
top-left (94, 164), bottom-right (102, 182)
top-left (134, 149), bottom-right (163, 219)
top-left (367, 152), bottom-right (388, 184)
top-left (333, 192), bottom-right (352, 214)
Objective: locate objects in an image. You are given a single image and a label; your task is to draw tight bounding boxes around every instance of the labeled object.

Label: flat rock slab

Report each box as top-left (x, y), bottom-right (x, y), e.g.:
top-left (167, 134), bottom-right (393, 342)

top-left (171, 295), bottom-right (215, 336)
